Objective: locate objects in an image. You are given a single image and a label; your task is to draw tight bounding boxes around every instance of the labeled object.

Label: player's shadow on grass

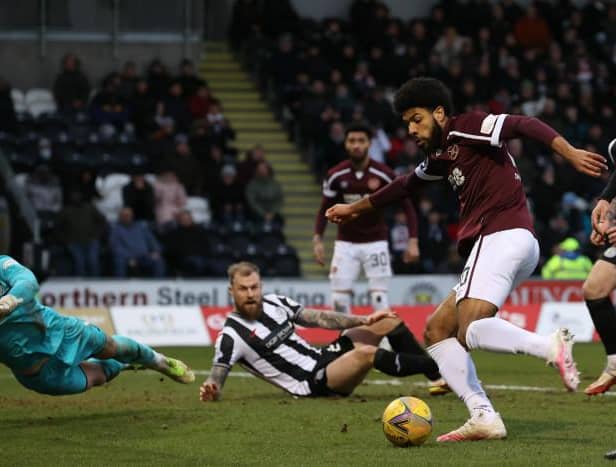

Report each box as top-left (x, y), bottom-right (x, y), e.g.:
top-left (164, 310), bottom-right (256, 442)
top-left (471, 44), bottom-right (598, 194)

top-left (506, 418), bottom-right (591, 443)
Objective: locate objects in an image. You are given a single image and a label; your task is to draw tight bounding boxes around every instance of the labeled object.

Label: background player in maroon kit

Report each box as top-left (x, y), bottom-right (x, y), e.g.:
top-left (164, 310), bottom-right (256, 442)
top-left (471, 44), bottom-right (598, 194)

top-left (313, 122), bottom-right (445, 393)
top-left (327, 78), bottom-right (607, 442)
top-left (313, 122), bottom-right (419, 315)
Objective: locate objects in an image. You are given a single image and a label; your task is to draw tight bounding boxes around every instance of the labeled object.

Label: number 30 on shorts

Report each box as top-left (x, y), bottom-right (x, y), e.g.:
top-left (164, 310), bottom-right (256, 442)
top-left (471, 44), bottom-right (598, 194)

top-left (369, 252), bottom-right (388, 267)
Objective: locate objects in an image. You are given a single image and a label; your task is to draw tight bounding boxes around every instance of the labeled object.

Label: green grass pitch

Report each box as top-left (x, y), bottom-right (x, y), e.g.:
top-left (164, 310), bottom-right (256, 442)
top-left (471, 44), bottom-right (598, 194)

top-left (1, 344), bottom-right (614, 466)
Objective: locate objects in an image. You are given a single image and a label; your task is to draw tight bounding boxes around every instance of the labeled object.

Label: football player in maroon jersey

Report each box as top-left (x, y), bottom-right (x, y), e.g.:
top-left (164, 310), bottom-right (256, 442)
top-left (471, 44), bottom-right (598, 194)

top-left (314, 122), bottom-right (446, 394)
top-left (327, 77), bottom-right (607, 441)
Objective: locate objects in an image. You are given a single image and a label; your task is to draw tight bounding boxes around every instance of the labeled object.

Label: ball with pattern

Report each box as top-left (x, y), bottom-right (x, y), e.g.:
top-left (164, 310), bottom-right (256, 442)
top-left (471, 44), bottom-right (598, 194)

top-left (382, 396), bottom-right (432, 447)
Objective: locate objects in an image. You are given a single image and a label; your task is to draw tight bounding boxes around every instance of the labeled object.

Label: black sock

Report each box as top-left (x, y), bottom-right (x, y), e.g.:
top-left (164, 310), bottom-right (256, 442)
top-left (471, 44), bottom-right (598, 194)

top-left (586, 297), bottom-right (616, 355)
top-left (373, 349), bottom-right (439, 377)
top-left (386, 323), bottom-right (441, 380)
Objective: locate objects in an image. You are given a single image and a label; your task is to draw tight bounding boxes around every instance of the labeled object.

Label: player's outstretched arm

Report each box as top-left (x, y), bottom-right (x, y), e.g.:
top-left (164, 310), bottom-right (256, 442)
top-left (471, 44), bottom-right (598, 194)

top-left (295, 308), bottom-right (396, 329)
top-left (0, 256), bottom-right (38, 317)
top-left (499, 115), bottom-right (607, 177)
top-left (551, 136), bottom-right (607, 178)
top-left (200, 365), bottom-right (230, 402)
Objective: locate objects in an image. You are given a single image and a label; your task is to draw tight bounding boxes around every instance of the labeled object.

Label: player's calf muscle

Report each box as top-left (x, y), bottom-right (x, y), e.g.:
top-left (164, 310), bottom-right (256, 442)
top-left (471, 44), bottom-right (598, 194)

top-left (583, 262), bottom-right (616, 299)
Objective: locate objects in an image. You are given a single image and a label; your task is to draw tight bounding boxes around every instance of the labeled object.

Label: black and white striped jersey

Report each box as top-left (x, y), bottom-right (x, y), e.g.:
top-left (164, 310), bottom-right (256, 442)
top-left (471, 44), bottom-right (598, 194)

top-left (212, 294), bottom-right (324, 396)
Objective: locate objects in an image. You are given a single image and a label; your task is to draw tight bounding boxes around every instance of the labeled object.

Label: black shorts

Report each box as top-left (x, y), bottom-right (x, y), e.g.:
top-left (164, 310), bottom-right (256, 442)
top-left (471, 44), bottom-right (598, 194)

top-left (307, 335), bottom-right (355, 397)
top-left (600, 246), bottom-right (616, 266)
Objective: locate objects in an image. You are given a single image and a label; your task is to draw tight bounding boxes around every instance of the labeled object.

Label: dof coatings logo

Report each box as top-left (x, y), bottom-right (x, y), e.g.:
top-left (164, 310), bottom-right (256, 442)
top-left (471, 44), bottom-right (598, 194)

top-left (404, 282), bottom-right (442, 305)
top-left (142, 312), bottom-right (174, 329)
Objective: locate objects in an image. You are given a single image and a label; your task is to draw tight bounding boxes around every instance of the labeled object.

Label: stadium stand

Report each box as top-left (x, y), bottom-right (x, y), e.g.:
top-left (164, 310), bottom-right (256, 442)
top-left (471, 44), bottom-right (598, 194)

top-left (0, 51), bottom-right (300, 277)
top-left (230, 0), bottom-right (616, 275)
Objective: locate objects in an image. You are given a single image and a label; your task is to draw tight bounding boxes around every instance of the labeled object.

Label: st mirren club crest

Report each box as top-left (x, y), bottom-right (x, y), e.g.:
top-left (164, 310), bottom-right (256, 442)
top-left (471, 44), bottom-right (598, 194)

top-left (368, 177), bottom-right (380, 191)
top-left (447, 144), bottom-right (459, 160)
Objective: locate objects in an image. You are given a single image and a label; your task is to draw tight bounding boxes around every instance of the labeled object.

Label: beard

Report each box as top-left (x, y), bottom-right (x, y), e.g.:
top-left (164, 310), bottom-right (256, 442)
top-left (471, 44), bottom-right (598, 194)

top-left (238, 298), bottom-right (263, 320)
top-left (422, 119), bottom-right (443, 155)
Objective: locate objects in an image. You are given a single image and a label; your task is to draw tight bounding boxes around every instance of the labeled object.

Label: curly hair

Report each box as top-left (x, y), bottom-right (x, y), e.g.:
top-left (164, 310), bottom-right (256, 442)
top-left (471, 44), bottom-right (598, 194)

top-left (344, 121), bottom-right (373, 139)
top-left (393, 77), bottom-right (454, 116)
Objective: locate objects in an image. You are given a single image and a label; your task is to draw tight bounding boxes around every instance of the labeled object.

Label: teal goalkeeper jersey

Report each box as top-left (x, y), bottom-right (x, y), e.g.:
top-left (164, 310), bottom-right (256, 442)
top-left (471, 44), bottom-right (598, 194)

top-left (0, 255), bottom-right (66, 371)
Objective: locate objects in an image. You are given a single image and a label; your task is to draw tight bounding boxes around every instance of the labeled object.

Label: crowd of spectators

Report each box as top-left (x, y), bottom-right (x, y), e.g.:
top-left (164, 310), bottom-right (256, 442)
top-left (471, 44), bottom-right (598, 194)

top-left (0, 53), bottom-right (294, 277)
top-left (231, 0), bottom-right (616, 274)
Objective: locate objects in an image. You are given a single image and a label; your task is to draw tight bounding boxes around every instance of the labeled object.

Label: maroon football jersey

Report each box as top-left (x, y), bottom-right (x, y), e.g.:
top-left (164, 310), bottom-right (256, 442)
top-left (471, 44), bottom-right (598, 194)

top-left (372, 112), bottom-right (544, 256)
top-left (315, 159), bottom-right (417, 243)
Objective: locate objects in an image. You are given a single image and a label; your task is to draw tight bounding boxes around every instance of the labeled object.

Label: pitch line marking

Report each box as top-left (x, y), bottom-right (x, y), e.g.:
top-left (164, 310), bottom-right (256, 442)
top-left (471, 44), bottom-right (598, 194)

top-left (0, 370), bottom-right (613, 396)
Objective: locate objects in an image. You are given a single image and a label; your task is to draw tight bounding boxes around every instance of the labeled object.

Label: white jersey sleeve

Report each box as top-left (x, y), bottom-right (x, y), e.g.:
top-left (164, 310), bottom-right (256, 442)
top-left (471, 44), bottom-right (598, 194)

top-left (212, 330), bottom-right (243, 369)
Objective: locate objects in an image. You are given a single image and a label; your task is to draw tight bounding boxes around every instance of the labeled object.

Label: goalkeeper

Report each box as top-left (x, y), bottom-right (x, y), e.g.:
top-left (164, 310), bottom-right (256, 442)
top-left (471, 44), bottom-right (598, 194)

top-left (0, 255), bottom-right (194, 395)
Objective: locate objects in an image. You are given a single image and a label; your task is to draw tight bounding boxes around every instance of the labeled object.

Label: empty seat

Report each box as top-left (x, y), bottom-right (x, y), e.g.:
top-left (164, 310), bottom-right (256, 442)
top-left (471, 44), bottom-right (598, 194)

top-left (269, 252), bottom-right (301, 277)
top-left (96, 173), bottom-right (130, 198)
top-left (11, 89), bottom-right (26, 113)
top-left (256, 231), bottom-right (286, 257)
top-left (186, 196), bottom-right (211, 225)
top-left (25, 89), bottom-right (57, 118)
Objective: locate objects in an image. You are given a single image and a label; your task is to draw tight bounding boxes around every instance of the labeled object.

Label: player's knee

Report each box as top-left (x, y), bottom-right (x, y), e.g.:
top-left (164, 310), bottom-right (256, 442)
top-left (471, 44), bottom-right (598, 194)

top-left (583, 276), bottom-right (609, 301)
top-left (356, 344), bottom-right (378, 364)
top-left (424, 317), bottom-right (447, 347)
top-left (332, 291), bottom-right (352, 314)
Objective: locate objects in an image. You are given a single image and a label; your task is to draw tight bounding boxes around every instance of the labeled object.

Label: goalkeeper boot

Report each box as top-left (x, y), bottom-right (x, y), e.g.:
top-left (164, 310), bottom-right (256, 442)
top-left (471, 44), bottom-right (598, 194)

top-left (437, 412), bottom-right (507, 442)
top-left (158, 357), bottom-right (195, 384)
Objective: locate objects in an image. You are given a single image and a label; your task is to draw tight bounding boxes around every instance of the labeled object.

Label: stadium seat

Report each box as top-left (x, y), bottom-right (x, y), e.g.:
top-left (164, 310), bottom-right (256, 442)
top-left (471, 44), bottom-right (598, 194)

top-left (256, 231), bottom-right (286, 257)
top-left (96, 173), bottom-right (130, 198)
top-left (95, 189), bottom-right (124, 222)
top-left (227, 231), bottom-right (254, 258)
top-left (269, 253), bottom-right (301, 277)
top-left (14, 173), bottom-right (28, 189)
top-left (10, 89), bottom-right (26, 114)
top-left (24, 89), bottom-right (57, 118)
top-left (186, 196), bottom-right (211, 225)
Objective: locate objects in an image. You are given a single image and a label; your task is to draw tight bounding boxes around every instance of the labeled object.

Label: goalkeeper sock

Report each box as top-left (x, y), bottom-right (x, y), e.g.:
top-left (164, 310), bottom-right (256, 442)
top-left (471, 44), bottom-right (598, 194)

top-left (373, 349), bottom-right (439, 377)
top-left (87, 358), bottom-right (125, 382)
top-left (111, 335), bottom-right (164, 368)
top-left (386, 323), bottom-right (441, 380)
top-left (585, 298), bottom-right (616, 355)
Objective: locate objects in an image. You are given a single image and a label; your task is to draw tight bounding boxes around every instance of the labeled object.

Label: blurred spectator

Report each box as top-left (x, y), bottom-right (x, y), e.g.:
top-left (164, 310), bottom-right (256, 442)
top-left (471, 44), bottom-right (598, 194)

top-left (25, 165), bottom-right (62, 214)
top-left (368, 127), bottom-right (391, 163)
top-left (63, 169), bottom-right (100, 203)
top-left (541, 237), bottom-right (592, 279)
top-left (188, 84), bottom-right (219, 120)
top-left (433, 26), bottom-right (468, 68)
top-left (118, 60), bottom-right (139, 101)
top-left (90, 73), bottom-right (130, 130)
top-left (177, 59), bottom-right (205, 97)
top-left (131, 79), bottom-right (158, 138)
top-left (245, 161), bottom-right (284, 224)
top-left (109, 206), bottom-right (165, 278)
top-left (210, 164), bottom-right (246, 224)
top-left (153, 170), bottom-right (187, 229)
top-left (160, 136), bottom-right (204, 195)
top-left (237, 144), bottom-right (266, 186)
top-left (0, 78), bottom-right (17, 134)
top-left (229, 0), bottom-right (261, 50)
top-left (390, 210), bottom-right (414, 274)
top-left (514, 4), bottom-right (552, 50)
top-left (53, 53), bottom-right (90, 114)
top-left (419, 210), bottom-right (450, 273)
top-left (314, 121), bottom-right (346, 177)
top-left (55, 191), bottom-right (106, 277)
top-left (146, 58), bottom-right (171, 100)
top-left (122, 174), bottom-right (155, 222)
top-left (164, 210), bottom-right (211, 276)
top-left (204, 103), bottom-right (236, 152)
top-left (161, 81), bottom-right (192, 133)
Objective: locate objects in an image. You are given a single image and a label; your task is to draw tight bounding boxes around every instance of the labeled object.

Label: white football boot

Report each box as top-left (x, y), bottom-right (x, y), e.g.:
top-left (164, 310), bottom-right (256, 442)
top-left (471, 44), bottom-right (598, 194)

top-left (546, 328), bottom-right (580, 391)
top-left (436, 412), bottom-right (507, 442)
